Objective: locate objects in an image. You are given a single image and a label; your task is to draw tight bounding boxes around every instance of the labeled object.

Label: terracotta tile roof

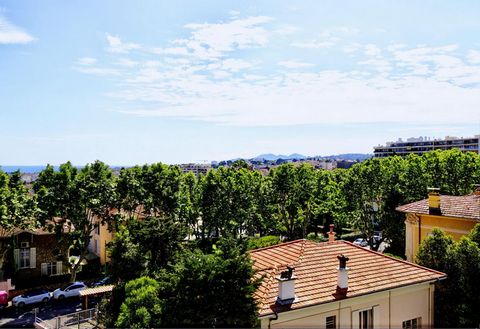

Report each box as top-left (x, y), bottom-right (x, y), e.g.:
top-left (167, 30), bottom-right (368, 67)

top-left (396, 194), bottom-right (480, 220)
top-left (250, 240), bottom-right (445, 317)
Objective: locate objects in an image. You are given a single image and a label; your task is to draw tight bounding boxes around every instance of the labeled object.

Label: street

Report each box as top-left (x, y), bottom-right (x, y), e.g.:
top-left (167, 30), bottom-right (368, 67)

top-left (0, 298), bottom-right (85, 328)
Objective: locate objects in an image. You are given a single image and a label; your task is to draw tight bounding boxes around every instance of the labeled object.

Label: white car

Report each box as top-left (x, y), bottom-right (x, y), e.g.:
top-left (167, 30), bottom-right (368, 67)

top-left (52, 282), bottom-right (87, 300)
top-left (353, 238), bottom-right (368, 247)
top-left (12, 289), bottom-right (51, 307)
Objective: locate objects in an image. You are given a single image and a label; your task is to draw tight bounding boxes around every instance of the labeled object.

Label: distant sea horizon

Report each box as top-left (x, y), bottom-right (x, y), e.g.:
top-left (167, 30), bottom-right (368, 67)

top-left (0, 165), bottom-right (60, 173)
top-left (1, 165), bottom-right (133, 173)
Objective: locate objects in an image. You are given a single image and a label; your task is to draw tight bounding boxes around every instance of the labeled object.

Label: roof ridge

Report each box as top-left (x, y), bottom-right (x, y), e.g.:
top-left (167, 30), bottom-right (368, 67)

top-left (249, 238), bottom-right (306, 253)
top-left (340, 240), bottom-right (447, 277)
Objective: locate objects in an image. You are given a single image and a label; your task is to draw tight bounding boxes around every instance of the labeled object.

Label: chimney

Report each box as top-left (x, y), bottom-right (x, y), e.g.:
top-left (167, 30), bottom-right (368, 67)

top-left (473, 184), bottom-right (480, 196)
top-left (276, 266), bottom-right (296, 304)
top-left (336, 254), bottom-right (349, 296)
top-left (328, 224), bottom-right (336, 242)
top-left (427, 187), bottom-right (441, 215)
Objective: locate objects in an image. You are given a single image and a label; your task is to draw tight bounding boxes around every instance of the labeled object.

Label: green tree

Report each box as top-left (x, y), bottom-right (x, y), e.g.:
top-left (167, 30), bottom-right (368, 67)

top-left (34, 161), bottom-right (117, 281)
top-left (416, 227), bottom-right (480, 327)
top-left (159, 239), bottom-right (260, 327)
top-left (108, 216), bottom-right (187, 280)
top-left (416, 228), bottom-right (454, 271)
top-left (116, 276), bottom-right (162, 329)
top-left (0, 170), bottom-right (37, 274)
top-left (141, 163), bottom-right (183, 217)
top-left (116, 166), bottom-right (145, 219)
top-left (270, 163), bottom-right (316, 240)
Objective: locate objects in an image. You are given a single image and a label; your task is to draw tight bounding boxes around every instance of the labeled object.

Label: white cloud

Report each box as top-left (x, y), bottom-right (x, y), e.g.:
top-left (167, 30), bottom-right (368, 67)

top-left (343, 43), bottom-right (361, 54)
top-left (359, 58), bottom-right (391, 73)
top-left (364, 44), bottom-right (382, 57)
top-left (117, 73), bottom-right (480, 127)
top-left (0, 14), bottom-right (35, 44)
top-left (77, 57), bottom-right (97, 66)
top-left (292, 26), bottom-right (358, 50)
top-left (278, 60), bottom-right (315, 69)
top-left (274, 25), bottom-right (299, 35)
top-left (467, 50), bottom-right (480, 64)
top-left (74, 66), bottom-right (120, 76)
top-left (172, 16), bottom-right (273, 60)
top-left (75, 17), bottom-right (480, 129)
top-left (291, 40), bottom-right (335, 49)
top-left (116, 58), bottom-right (139, 67)
top-left (106, 33), bottom-right (140, 53)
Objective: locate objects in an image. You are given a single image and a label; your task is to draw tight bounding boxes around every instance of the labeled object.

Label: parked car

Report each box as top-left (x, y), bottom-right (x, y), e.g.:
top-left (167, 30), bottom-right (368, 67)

top-left (92, 276), bottom-right (112, 287)
top-left (353, 238), bottom-right (368, 247)
top-left (12, 289), bottom-right (51, 307)
top-left (0, 290), bottom-right (8, 309)
top-left (52, 282), bottom-right (87, 300)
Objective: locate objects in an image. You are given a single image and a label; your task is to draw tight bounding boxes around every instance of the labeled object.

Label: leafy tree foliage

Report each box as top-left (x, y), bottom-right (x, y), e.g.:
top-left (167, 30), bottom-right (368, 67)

top-left (0, 170), bottom-right (37, 273)
top-left (108, 216), bottom-right (187, 281)
top-left (158, 239), bottom-right (260, 327)
top-left (416, 226), bottom-right (480, 328)
top-left (34, 161), bottom-right (117, 280)
top-left (116, 276), bottom-right (162, 329)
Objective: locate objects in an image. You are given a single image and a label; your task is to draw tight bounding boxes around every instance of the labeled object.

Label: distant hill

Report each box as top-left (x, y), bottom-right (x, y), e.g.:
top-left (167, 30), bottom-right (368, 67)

top-left (252, 153), bottom-right (307, 161)
top-left (321, 153), bottom-right (372, 161)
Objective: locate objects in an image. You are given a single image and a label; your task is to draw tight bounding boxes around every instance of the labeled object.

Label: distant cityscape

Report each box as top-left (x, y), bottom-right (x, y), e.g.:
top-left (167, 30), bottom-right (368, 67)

top-left (2, 134), bottom-right (480, 180)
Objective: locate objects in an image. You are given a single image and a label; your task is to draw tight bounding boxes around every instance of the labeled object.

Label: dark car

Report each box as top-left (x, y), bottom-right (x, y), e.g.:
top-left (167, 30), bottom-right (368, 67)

top-left (92, 276), bottom-right (113, 287)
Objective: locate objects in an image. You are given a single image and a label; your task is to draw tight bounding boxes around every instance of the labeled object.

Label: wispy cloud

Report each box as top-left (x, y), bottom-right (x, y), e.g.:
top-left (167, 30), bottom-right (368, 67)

top-left (73, 66), bottom-right (120, 76)
top-left (0, 14), bottom-right (35, 44)
top-left (170, 16), bottom-right (273, 60)
top-left (278, 60), bottom-right (315, 69)
top-left (292, 27), bottom-right (359, 49)
top-left (74, 15), bottom-right (480, 128)
top-left (77, 57), bottom-right (97, 66)
top-left (106, 33), bottom-right (140, 53)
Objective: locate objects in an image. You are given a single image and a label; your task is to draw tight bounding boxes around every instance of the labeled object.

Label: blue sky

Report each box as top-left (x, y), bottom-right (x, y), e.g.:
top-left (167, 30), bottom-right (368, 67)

top-left (1, 0), bottom-right (479, 165)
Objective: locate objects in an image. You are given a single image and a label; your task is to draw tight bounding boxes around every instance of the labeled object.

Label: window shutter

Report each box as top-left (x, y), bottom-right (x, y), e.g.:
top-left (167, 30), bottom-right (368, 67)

top-left (30, 248), bottom-right (36, 268)
top-left (373, 306), bottom-right (379, 329)
top-left (14, 249), bottom-right (20, 270)
top-left (353, 311), bottom-right (359, 329)
top-left (41, 263), bottom-right (48, 275)
top-left (56, 261), bottom-right (63, 275)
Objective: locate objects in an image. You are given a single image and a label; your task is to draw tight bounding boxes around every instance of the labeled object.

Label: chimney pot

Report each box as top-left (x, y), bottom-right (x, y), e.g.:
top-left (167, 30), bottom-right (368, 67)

top-left (328, 224), bottom-right (336, 242)
top-left (336, 254), bottom-right (349, 296)
top-left (276, 266), bottom-right (296, 304)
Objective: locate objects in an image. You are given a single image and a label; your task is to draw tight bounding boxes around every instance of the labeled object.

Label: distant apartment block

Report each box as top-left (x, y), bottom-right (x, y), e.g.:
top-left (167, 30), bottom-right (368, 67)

top-left (179, 163), bottom-right (212, 176)
top-left (374, 135), bottom-right (480, 158)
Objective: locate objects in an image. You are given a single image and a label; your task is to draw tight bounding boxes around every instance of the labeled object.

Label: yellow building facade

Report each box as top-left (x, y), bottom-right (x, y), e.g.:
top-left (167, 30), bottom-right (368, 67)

top-left (397, 189), bottom-right (480, 262)
top-left (88, 222), bottom-right (114, 265)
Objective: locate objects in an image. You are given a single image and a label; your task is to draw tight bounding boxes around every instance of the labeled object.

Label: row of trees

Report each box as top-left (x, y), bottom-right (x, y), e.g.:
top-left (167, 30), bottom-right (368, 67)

top-left (1, 148), bottom-right (479, 280)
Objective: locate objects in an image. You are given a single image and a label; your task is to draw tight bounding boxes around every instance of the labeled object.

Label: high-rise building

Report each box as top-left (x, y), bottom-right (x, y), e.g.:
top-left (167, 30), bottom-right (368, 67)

top-left (373, 135), bottom-right (480, 158)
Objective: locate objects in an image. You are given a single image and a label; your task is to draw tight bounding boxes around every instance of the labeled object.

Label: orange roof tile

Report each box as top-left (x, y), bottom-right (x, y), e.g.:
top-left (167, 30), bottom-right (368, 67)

top-left (250, 240), bottom-right (445, 317)
top-left (396, 194), bottom-right (480, 220)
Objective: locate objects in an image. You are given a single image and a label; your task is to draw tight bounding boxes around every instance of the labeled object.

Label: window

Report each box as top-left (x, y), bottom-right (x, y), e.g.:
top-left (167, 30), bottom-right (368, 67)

top-left (359, 309), bottom-right (373, 329)
top-left (41, 261), bottom-right (63, 276)
top-left (326, 315), bottom-right (336, 329)
top-left (403, 317), bottom-right (421, 329)
top-left (20, 248), bottom-right (30, 268)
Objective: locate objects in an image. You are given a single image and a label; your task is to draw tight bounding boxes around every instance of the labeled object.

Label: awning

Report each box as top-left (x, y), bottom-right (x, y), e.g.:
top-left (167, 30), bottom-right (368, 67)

top-left (79, 285), bottom-right (114, 297)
